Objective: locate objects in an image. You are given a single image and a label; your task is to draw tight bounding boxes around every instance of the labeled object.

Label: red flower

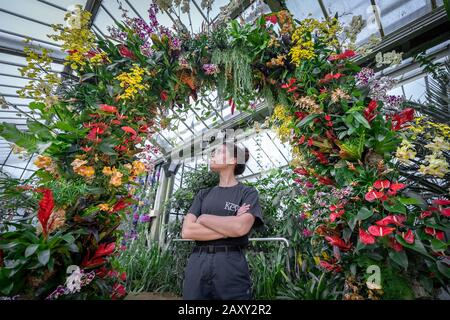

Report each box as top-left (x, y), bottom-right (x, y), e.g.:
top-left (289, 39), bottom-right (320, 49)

top-left (139, 124), bottom-right (149, 133)
top-left (389, 238), bottom-right (403, 252)
top-left (120, 272), bottom-right (127, 281)
top-left (35, 188), bottom-right (54, 238)
top-left (281, 78), bottom-right (296, 90)
top-left (81, 146), bottom-right (92, 152)
top-left (391, 108), bottom-right (414, 131)
top-left (325, 236), bottom-right (352, 251)
top-left (118, 45), bottom-right (136, 59)
top-left (441, 208), bottom-right (450, 217)
top-left (298, 135), bottom-right (305, 144)
top-left (111, 283), bottom-right (127, 300)
top-left (359, 228), bottom-right (376, 245)
top-left (228, 98), bottom-right (236, 115)
top-left (311, 150), bottom-right (329, 165)
top-left (433, 199), bottom-right (450, 206)
top-left (307, 137), bottom-right (314, 147)
top-left (111, 197), bottom-right (131, 213)
top-left (375, 215), bottom-right (406, 227)
top-left (330, 209), bottom-right (345, 222)
top-left (160, 90), bottom-right (168, 101)
top-left (402, 229), bottom-right (415, 244)
top-left (364, 100), bottom-right (378, 122)
top-left (365, 190), bottom-right (385, 202)
top-left (374, 180), bottom-right (390, 190)
top-left (99, 104), bottom-right (117, 113)
top-left (295, 111), bottom-right (307, 120)
top-left (111, 119), bottom-right (121, 125)
top-left (424, 227), bottom-right (445, 241)
top-left (265, 14), bottom-right (277, 24)
top-left (319, 260), bottom-right (342, 273)
top-left (324, 114), bottom-right (331, 121)
top-left (318, 73), bottom-right (344, 84)
top-left (114, 145), bottom-right (128, 153)
top-left (82, 242), bottom-right (116, 268)
top-left (67, 49), bottom-right (78, 55)
top-left (318, 176), bottom-right (334, 186)
top-left (420, 210), bottom-right (433, 219)
top-left (328, 50), bottom-right (356, 61)
top-left (294, 167), bottom-right (308, 176)
top-left (368, 225), bottom-right (395, 237)
top-left (387, 183), bottom-right (406, 196)
top-left (121, 126), bottom-right (137, 136)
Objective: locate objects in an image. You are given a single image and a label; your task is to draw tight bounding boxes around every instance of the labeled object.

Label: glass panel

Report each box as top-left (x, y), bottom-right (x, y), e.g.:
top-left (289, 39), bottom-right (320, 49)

top-left (402, 76), bottom-right (427, 103)
top-left (286, 0), bottom-right (325, 21)
top-left (377, 0), bottom-right (431, 35)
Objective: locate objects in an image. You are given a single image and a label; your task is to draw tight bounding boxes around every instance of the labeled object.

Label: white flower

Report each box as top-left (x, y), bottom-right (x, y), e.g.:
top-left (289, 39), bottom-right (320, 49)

top-left (65, 265), bottom-right (83, 293)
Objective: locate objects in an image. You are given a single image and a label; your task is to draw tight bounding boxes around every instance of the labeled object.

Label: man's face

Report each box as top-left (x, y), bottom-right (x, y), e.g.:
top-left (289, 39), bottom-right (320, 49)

top-left (209, 144), bottom-right (235, 172)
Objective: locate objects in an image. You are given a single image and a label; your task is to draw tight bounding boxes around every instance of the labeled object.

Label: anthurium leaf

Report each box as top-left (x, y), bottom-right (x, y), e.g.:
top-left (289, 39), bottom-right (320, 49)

top-left (38, 249), bottom-right (50, 266)
top-left (389, 250), bottom-right (408, 269)
top-left (430, 238), bottom-right (447, 251)
top-left (436, 261), bottom-right (450, 279)
top-left (25, 244), bottom-right (39, 258)
top-left (395, 234), bottom-right (434, 260)
top-left (356, 206), bottom-right (373, 221)
top-left (383, 200), bottom-right (406, 214)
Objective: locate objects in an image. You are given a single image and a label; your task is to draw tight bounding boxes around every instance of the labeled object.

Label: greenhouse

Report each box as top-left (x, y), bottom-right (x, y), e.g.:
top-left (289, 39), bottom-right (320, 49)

top-left (0, 0), bottom-right (449, 302)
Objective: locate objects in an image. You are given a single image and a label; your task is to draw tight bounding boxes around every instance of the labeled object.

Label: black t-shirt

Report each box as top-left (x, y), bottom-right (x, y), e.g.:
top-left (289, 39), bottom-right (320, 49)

top-left (187, 182), bottom-right (264, 247)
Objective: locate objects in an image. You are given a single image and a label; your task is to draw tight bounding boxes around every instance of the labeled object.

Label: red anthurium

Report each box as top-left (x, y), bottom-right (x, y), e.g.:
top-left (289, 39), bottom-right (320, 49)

top-left (359, 228), bottom-right (376, 245)
top-left (402, 229), bottom-right (415, 244)
top-left (35, 188), bottom-right (55, 238)
top-left (264, 14), bottom-right (277, 24)
top-left (375, 214), bottom-right (406, 227)
top-left (111, 119), bottom-right (121, 125)
top-left (373, 180), bottom-right (390, 190)
top-left (441, 208), bottom-right (450, 217)
top-left (99, 104), bottom-right (117, 113)
top-left (387, 183), bottom-right (406, 196)
top-left (307, 137), bottom-right (314, 147)
top-left (330, 209), bottom-right (345, 222)
top-left (365, 190), bottom-right (385, 202)
top-left (433, 199), bottom-right (450, 206)
top-left (389, 238), bottom-right (403, 252)
top-left (424, 227), bottom-right (445, 241)
top-left (318, 73), bottom-right (344, 84)
top-left (120, 272), bottom-right (127, 281)
top-left (368, 225), bottom-right (395, 237)
top-left (420, 210), bottom-right (433, 219)
top-left (118, 45), bottom-right (136, 59)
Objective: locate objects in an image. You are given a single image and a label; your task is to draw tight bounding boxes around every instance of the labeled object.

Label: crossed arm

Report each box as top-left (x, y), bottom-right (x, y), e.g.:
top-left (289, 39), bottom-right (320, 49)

top-left (181, 204), bottom-right (255, 240)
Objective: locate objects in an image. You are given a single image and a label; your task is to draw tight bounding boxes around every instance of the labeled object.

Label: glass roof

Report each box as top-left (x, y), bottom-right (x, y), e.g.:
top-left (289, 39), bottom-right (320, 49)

top-left (0, 0), bottom-right (447, 180)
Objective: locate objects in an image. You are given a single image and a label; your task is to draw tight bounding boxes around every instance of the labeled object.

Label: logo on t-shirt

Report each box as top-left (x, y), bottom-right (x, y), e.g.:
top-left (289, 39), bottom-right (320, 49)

top-left (224, 201), bottom-right (240, 212)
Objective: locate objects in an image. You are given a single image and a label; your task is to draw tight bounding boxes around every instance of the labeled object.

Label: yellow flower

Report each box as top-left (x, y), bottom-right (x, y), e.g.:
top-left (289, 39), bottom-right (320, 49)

top-left (34, 155), bottom-right (53, 169)
top-left (102, 166), bottom-right (114, 176)
top-left (77, 165), bottom-right (95, 178)
top-left (425, 136), bottom-right (450, 153)
top-left (419, 152), bottom-right (449, 178)
top-left (110, 171), bottom-right (123, 187)
top-left (115, 64), bottom-right (149, 100)
top-left (132, 160), bottom-right (146, 176)
top-left (98, 203), bottom-right (110, 211)
top-left (396, 139), bottom-right (416, 164)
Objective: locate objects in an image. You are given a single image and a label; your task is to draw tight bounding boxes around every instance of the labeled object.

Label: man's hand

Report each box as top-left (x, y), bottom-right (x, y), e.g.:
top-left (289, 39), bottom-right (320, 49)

top-left (236, 203), bottom-right (250, 216)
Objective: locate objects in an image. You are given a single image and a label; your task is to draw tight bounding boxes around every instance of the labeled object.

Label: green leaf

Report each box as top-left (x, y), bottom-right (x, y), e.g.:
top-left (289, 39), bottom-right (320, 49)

top-left (353, 112), bottom-right (371, 129)
top-left (25, 244), bottom-right (39, 258)
top-left (98, 142), bottom-right (117, 155)
top-left (436, 261), bottom-right (450, 279)
top-left (398, 197), bottom-right (424, 206)
top-left (0, 242), bottom-right (19, 250)
top-left (389, 250), bottom-right (408, 269)
top-left (62, 234), bottom-right (75, 244)
top-left (27, 119), bottom-right (53, 140)
top-left (356, 206), bottom-right (373, 221)
top-left (38, 249), bottom-right (50, 266)
top-left (296, 114), bottom-right (320, 127)
top-left (0, 122), bottom-right (38, 152)
top-left (383, 200), bottom-right (406, 214)
top-left (430, 238), bottom-right (447, 251)
top-left (395, 234), bottom-right (434, 260)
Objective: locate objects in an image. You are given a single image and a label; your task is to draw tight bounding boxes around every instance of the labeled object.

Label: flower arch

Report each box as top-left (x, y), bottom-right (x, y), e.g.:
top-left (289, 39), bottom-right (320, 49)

top-left (0, 4), bottom-right (448, 299)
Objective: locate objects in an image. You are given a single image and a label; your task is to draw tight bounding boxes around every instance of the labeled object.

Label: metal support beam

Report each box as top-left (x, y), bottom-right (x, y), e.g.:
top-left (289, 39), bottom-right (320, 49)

top-left (150, 167), bottom-right (169, 241)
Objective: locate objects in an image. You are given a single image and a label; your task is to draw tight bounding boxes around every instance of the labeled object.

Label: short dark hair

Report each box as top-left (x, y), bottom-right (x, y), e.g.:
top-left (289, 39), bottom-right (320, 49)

top-left (222, 142), bottom-right (249, 175)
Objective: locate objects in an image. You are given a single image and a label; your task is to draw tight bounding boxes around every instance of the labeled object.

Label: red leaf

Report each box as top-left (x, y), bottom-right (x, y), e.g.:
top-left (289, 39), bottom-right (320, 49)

top-left (368, 225), bottom-right (395, 237)
top-left (359, 228), bottom-right (376, 245)
top-left (325, 236), bottom-right (352, 251)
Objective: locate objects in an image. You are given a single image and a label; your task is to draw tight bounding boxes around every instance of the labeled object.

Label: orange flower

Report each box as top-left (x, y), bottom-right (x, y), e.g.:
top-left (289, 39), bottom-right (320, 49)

top-left (34, 155), bottom-right (52, 169)
top-left (98, 203), bottom-right (110, 211)
top-left (110, 171), bottom-right (123, 187)
top-left (78, 166), bottom-right (95, 178)
top-left (132, 160), bottom-right (146, 176)
top-left (102, 166), bottom-right (113, 176)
